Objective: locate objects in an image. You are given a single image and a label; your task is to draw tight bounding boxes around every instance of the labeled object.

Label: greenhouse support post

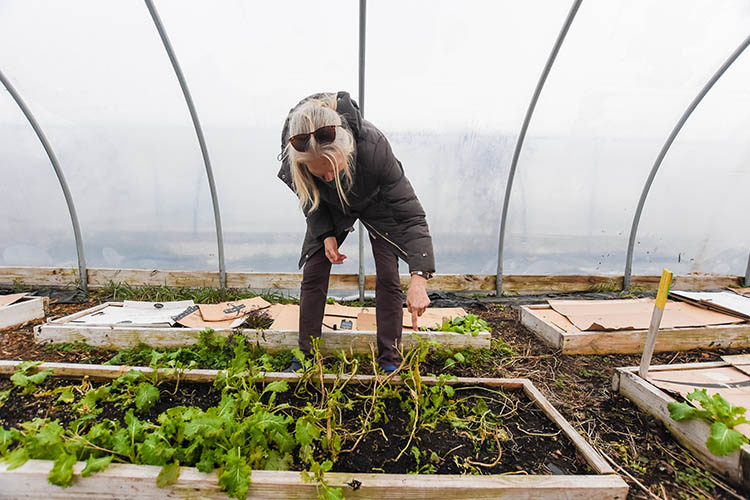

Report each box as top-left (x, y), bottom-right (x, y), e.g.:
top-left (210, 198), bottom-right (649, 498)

top-left (495, 0), bottom-right (582, 296)
top-left (357, 0), bottom-right (367, 301)
top-left (623, 32), bottom-right (750, 290)
top-left (144, 0), bottom-right (227, 288)
top-left (745, 251), bottom-right (750, 287)
top-left (0, 68), bottom-right (88, 292)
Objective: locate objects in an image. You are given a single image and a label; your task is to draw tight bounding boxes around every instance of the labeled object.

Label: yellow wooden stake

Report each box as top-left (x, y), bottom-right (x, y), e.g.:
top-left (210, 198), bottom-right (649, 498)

top-left (639, 269), bottom-right (673, 378)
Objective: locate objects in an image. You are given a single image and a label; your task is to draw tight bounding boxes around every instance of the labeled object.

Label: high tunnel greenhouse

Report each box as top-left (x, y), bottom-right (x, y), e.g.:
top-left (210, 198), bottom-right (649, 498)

top-left (1, 0), bottom-right (749, 295)
top-left (4, 3), bottom-right (750, 500)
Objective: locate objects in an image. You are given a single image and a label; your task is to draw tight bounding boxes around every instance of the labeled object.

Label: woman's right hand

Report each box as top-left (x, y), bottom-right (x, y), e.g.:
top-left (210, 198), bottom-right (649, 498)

top-left (324, 236), bottom-right (347, 264)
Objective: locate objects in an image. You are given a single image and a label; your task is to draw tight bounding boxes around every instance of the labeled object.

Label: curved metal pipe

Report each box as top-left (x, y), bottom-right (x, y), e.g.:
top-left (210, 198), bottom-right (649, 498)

top-left (0, 68), bottom-right (88, 291)
top-left (623, 32), bottom-right (750, 289)
top-left (144, 0), bottom-right (226, 288)
top-left (495, 0), bottom-right (582, 295)
top-left (358, 0), bottom-right (367, 301)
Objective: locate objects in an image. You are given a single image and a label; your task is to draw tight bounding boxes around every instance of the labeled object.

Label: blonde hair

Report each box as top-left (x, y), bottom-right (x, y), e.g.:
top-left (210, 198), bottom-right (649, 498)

top-left (283, 94), bottom-right (355, 212)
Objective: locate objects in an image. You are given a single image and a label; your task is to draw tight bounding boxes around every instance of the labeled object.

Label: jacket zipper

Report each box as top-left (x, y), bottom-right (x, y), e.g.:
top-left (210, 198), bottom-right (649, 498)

top-left (362, 221), bottom-right (408, 257)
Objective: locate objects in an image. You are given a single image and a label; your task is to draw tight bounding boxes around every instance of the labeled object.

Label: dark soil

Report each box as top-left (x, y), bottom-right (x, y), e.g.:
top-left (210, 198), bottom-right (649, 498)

top-left (0, 375), bottom-right (583, 477)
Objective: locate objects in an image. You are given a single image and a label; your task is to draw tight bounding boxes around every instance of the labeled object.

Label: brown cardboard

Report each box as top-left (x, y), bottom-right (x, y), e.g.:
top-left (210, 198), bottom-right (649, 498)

top-left (356, 312), bottom-right (377, 331)
top-left (175, 308), bottom-right (244, 330)
top-left (266, 304), bottom-right (299, 331)
top-left (0, 293), bottom-right (28, 308)
top-left (534, 307), bottom-right (578, 333)
top-left (548, 299), bottom-right (742, 331)
top-left (402, 307), bottom-right (468, 330)
top-left (671, 291), bottom-right (750, 320)
top-left (731, 288), bottom-right (750, 297)
top-left (722, 355), bottom-right (750, 378)
top-left (198, 297), bottom-right (271, 322)
top-left (648, 365), bottom-right (750, 437)
top-left (324, 303), bottom-right (362, 318)
top-left (266, 304), bottom-right (467, 332)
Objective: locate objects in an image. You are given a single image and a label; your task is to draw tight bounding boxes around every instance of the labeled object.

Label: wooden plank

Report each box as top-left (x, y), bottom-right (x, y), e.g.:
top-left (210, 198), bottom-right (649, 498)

top-left (0, 460), bottom-right (628, 500)
top-left (522, 304), bottom-right (750, 355)
top-left (34, 324), bottom-right (490, 352)
top-left (520, 380), bottom-right (614, 474)
top-left (503, 275), bottom-right (624, 294)
top-left (561, 324), bottom-right (750, 355)
top-left (0, 266), bottom-right (742, 293)
top-left (0, 297), bottom-right (48, 330)
top-left (614, 366), bottom-right (750, 490)
top-left (0, 267), bottom-right (79, 286)
top-left (47, 302), bottom-right (110, 324)
top-left (0, 361), bottom-right (529, 390)
top-left (520, 306), bottom-right (563, 349)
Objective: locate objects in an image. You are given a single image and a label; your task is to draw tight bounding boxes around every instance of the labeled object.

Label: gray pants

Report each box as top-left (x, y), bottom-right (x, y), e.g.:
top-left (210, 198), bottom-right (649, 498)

top-left (299, 232), bottom-right (403, 366)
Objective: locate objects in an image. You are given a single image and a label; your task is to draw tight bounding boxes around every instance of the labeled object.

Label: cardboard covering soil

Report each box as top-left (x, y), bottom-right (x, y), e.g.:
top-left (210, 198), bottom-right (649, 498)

top-left (266, 303), bottom-right (467, 332)
top-left (0, 293), bottom-right (28, 308)
top-left (671, 290), bottom-right (750, 320)
top-left (732, 288), bottom-right (750, 297)
top-left (70, 300), bottom-right (195, 327)
top-left (547, 298), bottom-right (743, 332)
top-left (647, 362), bottom-right (750, 437)
top-left (175, 298), bottom-right (272, 329)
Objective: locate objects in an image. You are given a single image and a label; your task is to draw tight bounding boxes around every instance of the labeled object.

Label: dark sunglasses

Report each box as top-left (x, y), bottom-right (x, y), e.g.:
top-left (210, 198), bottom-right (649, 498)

top-left (289, 125), bottom-right (339, 152)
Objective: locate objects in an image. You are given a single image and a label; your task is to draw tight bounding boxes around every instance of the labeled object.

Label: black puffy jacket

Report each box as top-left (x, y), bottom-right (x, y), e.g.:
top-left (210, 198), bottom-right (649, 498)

top-left (277, 91), bottom-right (435, 274)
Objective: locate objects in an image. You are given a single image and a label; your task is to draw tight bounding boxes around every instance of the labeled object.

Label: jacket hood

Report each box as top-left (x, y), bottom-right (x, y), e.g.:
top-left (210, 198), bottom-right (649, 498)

top-left (277, 91), bottom-right (362, 189)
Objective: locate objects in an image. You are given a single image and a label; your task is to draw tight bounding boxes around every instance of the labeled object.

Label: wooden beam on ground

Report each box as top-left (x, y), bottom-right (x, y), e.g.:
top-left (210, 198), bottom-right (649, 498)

top-left (521, 304), bottom-right (750, 355)
top-left (0, 266), bottom-right (742, 293)
top-left (34, 323), bottom-right (491, 352)
top-left (613, 364), bottom-right (750, 490)
top-left (0, 296), bottom-right (48, 330)
top-left (0, 460), bottom-right (627, 500)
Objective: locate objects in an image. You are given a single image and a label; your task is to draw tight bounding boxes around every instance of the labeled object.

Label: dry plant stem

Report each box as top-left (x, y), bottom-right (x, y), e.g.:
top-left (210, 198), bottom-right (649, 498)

top-left (514, 423), bottom-right (560, 438)
top-left (652, 441), bottom-right (745, 500)
top-left (465, 426), bottom-right (503, 468)
top-left (600, 451), bottom-right (661, 500)
top-left (394, 387), bottom-right (420, 462)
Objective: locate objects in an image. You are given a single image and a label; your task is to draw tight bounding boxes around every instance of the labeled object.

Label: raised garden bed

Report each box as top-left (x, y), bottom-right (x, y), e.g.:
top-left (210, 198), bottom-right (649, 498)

top-left (0, 360), bottom-right (627, 499)
top-left (0, 295), bottom-right (48, 331)
top-left (35, 302), bottom-right (491, 353)
top-left (521, 303), bottom-right (750, 355)
top-left (613, 360), bottom-right (750, 491)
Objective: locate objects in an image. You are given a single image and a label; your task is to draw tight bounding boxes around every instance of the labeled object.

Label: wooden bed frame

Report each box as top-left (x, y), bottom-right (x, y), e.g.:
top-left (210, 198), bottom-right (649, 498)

top-left (0, 360), bottom-right (628, 499)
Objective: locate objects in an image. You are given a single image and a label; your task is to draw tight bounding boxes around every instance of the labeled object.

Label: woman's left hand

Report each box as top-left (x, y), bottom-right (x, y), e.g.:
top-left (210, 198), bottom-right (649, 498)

top-left (406, 275), bottom-right (430, 330)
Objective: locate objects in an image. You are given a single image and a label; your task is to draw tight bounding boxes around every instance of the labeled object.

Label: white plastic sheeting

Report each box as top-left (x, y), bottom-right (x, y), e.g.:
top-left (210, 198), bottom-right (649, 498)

top-left (1, 0), bottom-right (748, 276)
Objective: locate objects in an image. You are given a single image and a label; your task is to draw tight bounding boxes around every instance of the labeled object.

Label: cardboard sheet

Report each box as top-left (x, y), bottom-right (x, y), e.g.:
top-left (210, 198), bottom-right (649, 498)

top-left (533, 307), bottom-right (578, 333)
top-left (548, 298), bottom-right (743, 331)
top-left (174, 305), bottom-right (248, 330)
top-left (722, 354), bottom-right (750, 378)
top-left (265, 304), bottom-right (468, 332)
top-left (401, 307), bottom-right (468, 330)
top-left (731, 288), bottom-right (750, 297)
top-left (198, 297), bottom-right (271, 322)
top-left (324, 303), bottom-right (363, 318)
top-left (671, 290), bottom-right (750, 319)
top-left (266, 304), bottom-right (299, 331)
top-left (0, 293), bottom-right (28, 308)
top-left (70, 300), bottom-right (195, 327)
top-left (648, 365), bottom-right (750, 437)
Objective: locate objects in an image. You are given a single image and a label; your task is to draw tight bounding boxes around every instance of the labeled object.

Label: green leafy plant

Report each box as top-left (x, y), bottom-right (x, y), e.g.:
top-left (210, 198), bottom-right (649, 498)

top-left (10, 361), bottom-right (53, 394)
top-left (668, 388), bottom-right (750, 456)
top-left (421, 314), bottom-right (490, 336)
